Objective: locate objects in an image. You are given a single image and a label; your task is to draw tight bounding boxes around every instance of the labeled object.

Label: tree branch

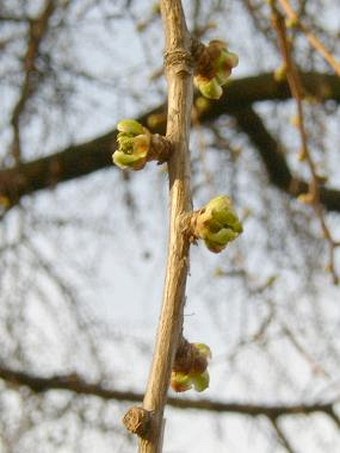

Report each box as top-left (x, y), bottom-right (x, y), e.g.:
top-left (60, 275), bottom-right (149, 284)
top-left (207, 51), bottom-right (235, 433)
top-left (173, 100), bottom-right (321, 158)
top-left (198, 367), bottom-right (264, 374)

top-left (277, 0), bottom-right (340, 76)
top-left (271, 418), bottom-right (296, 453)
top-left (0, 366), bottom-right (337, 420)
top-left (232, 106), bottom-right (340, 212)
top-left (270, 6), bottom-right (339, 282)
top-left (137, 1), bottom-right (194, 451)
top-left (10, 0), bottom-right (56, 163)
top-left (0, 72), bottom-right (339, 210)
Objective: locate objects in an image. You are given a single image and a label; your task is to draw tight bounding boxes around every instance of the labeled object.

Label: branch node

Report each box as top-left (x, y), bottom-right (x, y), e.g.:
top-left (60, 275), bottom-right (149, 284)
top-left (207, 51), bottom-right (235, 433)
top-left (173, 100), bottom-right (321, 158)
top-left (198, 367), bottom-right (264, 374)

top-left (164, 49), bottom-right (193, 75)
top-left (122, 406), bottom-right (153, 438)
top-left (149, 134), bottom-right (173, 164)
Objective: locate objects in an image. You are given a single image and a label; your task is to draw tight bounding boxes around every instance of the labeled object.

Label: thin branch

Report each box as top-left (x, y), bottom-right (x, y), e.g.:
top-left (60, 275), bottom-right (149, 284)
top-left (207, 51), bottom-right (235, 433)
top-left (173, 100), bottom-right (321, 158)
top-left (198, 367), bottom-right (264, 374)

top-left (277, 0), bottom-right (340, 76)
top-left (136, 1), bottom-right (194, 451)
top-left (232, 106), bottom-right (340, 213)
top-left (0, 72), bottom-right (340, 210)
top-left (0, 366), bottom-right (337, 419)
top-left (328, 408), bottom-right (340, 430)
top-left (281, 323), bottom-right (330, 378)
top-left (10, 0), bottom-right (56, 163)
top-left (0, 15), bottom-right (29, 22)
top-left (271, 7), bottom-right (339, 283)
top-left (271, 418), bottom-right (296, 453)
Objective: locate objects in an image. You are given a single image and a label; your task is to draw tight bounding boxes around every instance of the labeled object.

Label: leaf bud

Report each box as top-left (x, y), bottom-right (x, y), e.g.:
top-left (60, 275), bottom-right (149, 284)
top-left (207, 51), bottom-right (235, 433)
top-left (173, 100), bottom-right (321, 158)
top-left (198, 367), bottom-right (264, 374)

top-left (113, 119), bottom-right (151, 170)
top-left (192, 196), bottom-right (243, 253)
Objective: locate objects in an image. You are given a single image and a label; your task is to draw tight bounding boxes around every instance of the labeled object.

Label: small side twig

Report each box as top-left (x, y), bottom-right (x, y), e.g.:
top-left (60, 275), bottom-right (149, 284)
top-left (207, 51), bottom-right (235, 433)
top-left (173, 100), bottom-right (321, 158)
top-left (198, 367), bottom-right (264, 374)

top-left (271, 7), bottom-right (339, 284)
top-left (271, 417), bottom-right (296, 453)
top-left (122, 407), bottom-right (153, 438)
top-left (10, 0), bottom-right (56, 163)
top-left (0, 364), bottom-right (337, 420)
top-left (277, 0), bottom-right (340, 76)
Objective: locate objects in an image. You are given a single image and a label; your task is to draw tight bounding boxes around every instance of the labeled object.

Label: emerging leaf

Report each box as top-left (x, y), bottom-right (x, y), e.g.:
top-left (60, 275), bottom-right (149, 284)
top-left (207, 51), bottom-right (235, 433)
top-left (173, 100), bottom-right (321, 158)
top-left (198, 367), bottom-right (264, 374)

top-left (113, 119), bottom-right (151, 170)
top-left (193, 195), bottom-right (243, 253)
top-left (170, 371), bottom-right (192, 393)
top-left (194, 77), bottom-right (223, 100)
top-left (117, 119), bottom-right (145, 136)
top-left (171, 342), bottom-right (212, 393)
top-left (194, 41), bottom-right (239, 100)
top-left (191, 370), bottom-right (210, 392)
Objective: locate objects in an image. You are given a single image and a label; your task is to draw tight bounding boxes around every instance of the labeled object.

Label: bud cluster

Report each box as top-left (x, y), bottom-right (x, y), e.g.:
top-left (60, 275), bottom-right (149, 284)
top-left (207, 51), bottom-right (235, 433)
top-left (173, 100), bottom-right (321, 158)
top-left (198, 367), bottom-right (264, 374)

top-left (191, 195), bottom-right (243, 253)
top-left (113, 119), bottom-right (171, 171)
top-left (171, 341), bottom-right (212, 393)
top-left (194, 40), bottom-right (239, 100)
top-left (113, 119), bottom-right (151, 170)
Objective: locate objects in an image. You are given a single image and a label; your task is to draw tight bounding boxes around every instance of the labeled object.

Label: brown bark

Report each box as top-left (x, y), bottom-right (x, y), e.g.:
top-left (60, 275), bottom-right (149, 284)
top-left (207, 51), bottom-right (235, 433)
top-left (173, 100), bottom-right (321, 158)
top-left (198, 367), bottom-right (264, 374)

top-left (0, 366), bottom-right (338, 423)
top-left (11, 0), bottom-right (56, 163)
top-left (1, 72), bottom-right (339, 211)
top-left (137, 1), bottom-right (194, 451)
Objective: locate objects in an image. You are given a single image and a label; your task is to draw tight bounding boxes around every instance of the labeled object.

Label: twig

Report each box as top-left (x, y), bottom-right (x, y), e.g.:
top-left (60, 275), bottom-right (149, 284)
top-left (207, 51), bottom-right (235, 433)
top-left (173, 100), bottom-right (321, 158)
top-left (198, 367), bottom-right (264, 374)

top-left (1, 72), bottom-right (340, 209)
top-left (277, 0), bottom-right (340, 76)
top-left (281, 323), bottom-right (330, 377)
top-left (136, 1), bottom-right (194, 451)
top-left (271, 7), bottom-right (339, 284)
top-left (271, 417), bottom-right (296, 453)
top-left (328, 408), bottom-right (340, 430)
top-left (231, 106), bottom-right (340, 213)
top-left (10, 0), bottom-right (56, 163)
top-left (0, 366), bottom-right (337, 419)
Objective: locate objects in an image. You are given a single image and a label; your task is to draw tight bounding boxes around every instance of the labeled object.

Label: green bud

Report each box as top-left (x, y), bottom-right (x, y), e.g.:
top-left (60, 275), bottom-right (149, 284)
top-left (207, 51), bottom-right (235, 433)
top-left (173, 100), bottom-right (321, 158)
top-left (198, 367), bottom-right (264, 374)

top-left (215, 50), bottom-right (238, 85)
top-left (194, 77), bottom-right (223, 100)
top-left (190, 343), bottom-right (212, 374)
top-left (215, 68), bottom-right (232, 86)
top-left (112, 150), bottom-right (146, 170)
top-left (171, 369), bottom-right (210, 393)
top-left (171, 342), bottom-right (212, 393)
top-left (195, 96), bottom-right (211, 114)
top-left (194, 343), bottom-right (212, 359)
top-left (194, 41), bottom-right (239, 100)
top-left (117, 119), bottom-right (145, 136)
top-left (193, 195), bottom-right (243, 253)
top-left (170, 371), bottom-right (192, 393)
top-left (204, 230), bottom-right (239, 253)
top-left (117, 135), bottom-right (135, 153)
top-left (191, 370), bottom-right (210, 392)
top-left (113, 119), bottom-right (151, 170)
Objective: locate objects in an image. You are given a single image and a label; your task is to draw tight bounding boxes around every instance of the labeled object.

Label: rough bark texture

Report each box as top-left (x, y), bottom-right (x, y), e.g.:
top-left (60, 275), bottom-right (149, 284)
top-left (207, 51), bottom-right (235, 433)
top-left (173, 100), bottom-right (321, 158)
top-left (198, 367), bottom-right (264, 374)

top-left (138, 1), bottom-right (193, 452)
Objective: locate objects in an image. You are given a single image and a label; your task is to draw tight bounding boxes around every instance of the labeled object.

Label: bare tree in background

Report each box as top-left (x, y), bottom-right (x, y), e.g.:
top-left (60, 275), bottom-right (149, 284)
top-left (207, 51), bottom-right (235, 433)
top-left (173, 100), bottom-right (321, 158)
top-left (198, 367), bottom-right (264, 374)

top-left (0, 0), bottom-right (340, 452)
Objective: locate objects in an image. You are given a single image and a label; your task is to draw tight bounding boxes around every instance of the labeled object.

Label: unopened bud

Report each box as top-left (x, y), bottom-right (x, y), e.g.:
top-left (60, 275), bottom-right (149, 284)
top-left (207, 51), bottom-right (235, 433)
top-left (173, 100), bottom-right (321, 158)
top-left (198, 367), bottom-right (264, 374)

top-left (194, 41), bottom-right (239, 100)
top-left (192, 195), bottom-right (243, 253)
top-left (191, 370), bottom-right (210, 392)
